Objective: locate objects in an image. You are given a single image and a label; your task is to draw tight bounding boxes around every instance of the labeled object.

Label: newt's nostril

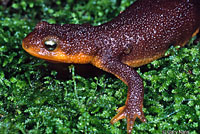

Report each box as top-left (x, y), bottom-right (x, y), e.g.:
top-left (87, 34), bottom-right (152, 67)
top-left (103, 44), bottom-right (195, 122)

top-left (22, 41), bottom-right (29, 49)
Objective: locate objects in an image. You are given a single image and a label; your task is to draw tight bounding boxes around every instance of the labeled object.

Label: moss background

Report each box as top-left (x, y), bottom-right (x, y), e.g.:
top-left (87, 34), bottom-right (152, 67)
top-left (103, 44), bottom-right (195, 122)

top-left (0, 0), bottom-right (200, 133)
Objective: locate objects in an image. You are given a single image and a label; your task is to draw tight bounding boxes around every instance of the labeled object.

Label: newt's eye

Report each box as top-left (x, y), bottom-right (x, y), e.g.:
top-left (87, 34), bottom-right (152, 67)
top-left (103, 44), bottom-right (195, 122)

top-left (44, 40), bottom-right (57, 51)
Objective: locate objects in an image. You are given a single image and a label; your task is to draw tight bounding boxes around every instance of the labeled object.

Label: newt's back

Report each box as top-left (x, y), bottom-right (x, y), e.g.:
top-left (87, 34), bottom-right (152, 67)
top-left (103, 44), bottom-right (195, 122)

top-left (105, 0), bottom-right (200, 67)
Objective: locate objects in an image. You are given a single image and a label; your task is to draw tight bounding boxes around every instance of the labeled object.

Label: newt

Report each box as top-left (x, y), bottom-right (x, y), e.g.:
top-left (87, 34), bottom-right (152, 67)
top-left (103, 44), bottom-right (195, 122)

top-left (22, 0), bottom-right (200, 133)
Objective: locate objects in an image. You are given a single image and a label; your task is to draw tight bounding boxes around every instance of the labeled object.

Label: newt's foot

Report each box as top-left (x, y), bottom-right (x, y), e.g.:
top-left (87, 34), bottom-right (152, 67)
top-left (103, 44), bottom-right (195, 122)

top-left (110, 105), bottom-right (146, 134)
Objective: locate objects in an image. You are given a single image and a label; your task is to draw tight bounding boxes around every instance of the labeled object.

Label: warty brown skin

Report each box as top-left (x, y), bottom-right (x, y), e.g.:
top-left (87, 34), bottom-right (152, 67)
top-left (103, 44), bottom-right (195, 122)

top-left (22, 0), bottom-right (200, 133)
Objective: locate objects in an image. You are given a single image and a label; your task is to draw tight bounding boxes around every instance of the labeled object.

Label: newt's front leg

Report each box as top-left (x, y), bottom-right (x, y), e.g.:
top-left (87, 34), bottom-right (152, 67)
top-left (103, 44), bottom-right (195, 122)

top-left (92, 56), bottom-right (146, 134)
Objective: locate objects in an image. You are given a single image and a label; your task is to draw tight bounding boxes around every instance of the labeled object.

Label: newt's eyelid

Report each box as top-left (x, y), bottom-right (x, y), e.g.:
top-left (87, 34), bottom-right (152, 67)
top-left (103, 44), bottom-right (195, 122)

top-left (44, 40), bottom-right (58, 51)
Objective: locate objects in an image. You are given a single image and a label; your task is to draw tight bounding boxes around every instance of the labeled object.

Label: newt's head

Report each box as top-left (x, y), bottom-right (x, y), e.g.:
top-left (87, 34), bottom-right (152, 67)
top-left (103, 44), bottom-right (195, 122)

top-left (22, 21), bottom-right (95, 63)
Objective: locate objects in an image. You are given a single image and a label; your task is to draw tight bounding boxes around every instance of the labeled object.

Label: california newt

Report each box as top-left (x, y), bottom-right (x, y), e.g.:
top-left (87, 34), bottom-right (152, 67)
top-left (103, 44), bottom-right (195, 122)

top-left (22, 0), bottom-right (200, 133)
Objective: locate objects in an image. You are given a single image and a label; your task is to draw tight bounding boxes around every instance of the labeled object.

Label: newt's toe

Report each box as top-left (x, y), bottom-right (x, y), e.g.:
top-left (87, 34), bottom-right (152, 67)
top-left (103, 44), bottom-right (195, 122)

top-left (110, 106), bottom-right (126, 124)
top-left (110, 105), bottom-right (146, 134)
top-left (127, 110), bottom-right (146, 134)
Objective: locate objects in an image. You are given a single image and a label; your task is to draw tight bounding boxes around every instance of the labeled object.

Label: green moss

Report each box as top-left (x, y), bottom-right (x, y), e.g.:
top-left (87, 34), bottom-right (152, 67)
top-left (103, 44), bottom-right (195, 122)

top-left (0, 0), bottom-right (199, 134)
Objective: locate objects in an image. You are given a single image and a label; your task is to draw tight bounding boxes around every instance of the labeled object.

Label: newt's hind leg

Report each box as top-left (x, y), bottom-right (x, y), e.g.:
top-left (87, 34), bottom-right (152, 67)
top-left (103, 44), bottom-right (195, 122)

top-left (193, 28), bottom-right (200, 44)
top-left (192, 28), bottom-right (199, 38)
top-left (178, 28), bottom-right (200, 47)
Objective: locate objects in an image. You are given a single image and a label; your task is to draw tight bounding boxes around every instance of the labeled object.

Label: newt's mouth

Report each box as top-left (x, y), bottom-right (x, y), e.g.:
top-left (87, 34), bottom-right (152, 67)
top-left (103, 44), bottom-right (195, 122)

top-left (22, 41), bottom-right (67, 62)
top-left (22, 41), bottom-right (93, 64)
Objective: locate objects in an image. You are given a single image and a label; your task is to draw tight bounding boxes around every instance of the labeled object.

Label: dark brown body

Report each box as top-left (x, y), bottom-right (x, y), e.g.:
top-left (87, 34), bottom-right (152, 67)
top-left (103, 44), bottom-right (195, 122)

top-left (97, 0), bottom-right (200, 67)
top-left (22, 0), bottom-right (200, 133)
